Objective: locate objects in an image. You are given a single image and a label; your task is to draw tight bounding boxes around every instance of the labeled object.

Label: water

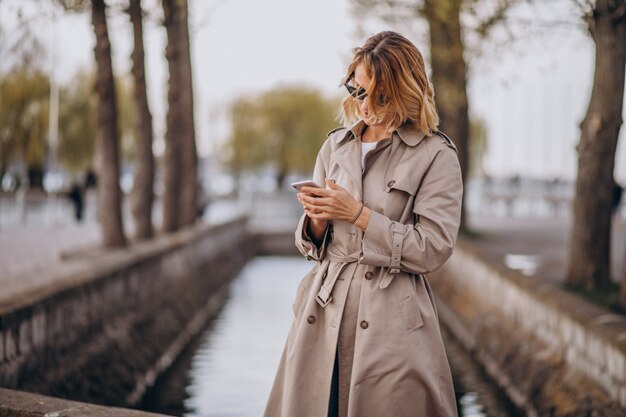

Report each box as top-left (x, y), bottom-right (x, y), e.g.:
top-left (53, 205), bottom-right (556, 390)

top-left (141, 257), bottom-right (521, 417)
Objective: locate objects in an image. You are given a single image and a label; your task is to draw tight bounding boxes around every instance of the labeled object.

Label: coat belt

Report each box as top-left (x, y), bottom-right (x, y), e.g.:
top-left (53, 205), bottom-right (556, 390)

top-left (315, 233), bottom-right (408, 308)
top-left (315, 249), bottom-right (357, 308)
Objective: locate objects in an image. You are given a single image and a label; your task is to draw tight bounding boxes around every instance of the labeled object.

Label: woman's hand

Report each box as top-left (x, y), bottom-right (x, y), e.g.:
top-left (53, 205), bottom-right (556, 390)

top-left (297, 179), bottom-right (369, 228)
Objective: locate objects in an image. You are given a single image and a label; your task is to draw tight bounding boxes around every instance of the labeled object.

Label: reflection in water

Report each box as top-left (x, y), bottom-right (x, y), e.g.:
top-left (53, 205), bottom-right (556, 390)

top-left (142, 257), bottom-right (519, 417)
top-left (183, 257), bottom-right (306, 416)
top-left (460, 393), bottom-right (484, 416)
top-left (504, 253), bottom-right (540, 276)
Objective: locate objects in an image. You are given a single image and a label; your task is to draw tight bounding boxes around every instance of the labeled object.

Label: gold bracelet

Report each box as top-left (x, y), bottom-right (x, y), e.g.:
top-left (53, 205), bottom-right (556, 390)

top-left (350, 202), bottom-right (364, 224)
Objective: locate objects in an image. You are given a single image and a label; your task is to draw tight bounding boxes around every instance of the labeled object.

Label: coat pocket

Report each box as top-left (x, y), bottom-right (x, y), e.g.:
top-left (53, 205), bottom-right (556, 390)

top-left (386, 179), bottom-right (417, 196)
top-left (398, 276), bottom-right (424, 333)
top-left (384, 179), bottom-right (417, 221)
top-left (292, 280), bottom-right (309, 317)
top-left (292, 262), bottom-right (322, 317)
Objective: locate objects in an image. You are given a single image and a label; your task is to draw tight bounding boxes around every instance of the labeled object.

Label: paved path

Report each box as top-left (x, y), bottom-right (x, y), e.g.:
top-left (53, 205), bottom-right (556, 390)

top-left (0, 223), bottom-right (101, 306)
top-left (468, 215), bottom-right (626, 285)
top-left (0, 223), bottom-right (100, 281)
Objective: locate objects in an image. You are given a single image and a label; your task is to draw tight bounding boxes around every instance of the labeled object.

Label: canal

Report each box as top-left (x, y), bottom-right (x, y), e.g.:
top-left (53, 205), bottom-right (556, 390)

top-left (141, 256), bottom-right (521, 417)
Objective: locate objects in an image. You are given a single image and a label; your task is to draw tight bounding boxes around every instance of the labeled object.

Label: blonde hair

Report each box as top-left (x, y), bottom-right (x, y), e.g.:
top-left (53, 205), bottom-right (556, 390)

top-left (340, 31), bottom-right (439, 135)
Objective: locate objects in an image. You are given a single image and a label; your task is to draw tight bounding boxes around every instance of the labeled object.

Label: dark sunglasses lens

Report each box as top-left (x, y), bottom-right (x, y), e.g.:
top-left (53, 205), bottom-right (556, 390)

top-left (345, 83), bottom-right (367, 100)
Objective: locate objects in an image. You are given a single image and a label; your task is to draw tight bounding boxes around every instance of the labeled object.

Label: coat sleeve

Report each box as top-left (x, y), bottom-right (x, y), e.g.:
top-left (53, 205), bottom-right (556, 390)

top-left (295, 141), bottom-right (333, 261)
top-left (359, 145), bottom-right (463, 274)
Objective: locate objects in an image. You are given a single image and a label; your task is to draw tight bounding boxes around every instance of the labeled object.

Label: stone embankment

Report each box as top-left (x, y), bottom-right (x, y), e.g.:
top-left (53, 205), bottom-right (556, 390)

top-left (430, 239), bottom-right (626, 417)
top-left (0, 217), bottom-right (254, 409)
top-left (0, 388), bottom-right (169, 417)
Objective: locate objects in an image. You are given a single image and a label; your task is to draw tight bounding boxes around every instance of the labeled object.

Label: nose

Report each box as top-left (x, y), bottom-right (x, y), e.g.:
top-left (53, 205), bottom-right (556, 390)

top-left (359, 97), bottom-right (368, 113)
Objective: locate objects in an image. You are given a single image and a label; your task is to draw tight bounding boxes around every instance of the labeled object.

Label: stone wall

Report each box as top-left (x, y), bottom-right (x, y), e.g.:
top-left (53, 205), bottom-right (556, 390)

top-left (0, 388), bottom-right (168, 417)
top-left (0, 217), bottom-right (255, 407)
top-left (431, 240), bottom-right (626, 416)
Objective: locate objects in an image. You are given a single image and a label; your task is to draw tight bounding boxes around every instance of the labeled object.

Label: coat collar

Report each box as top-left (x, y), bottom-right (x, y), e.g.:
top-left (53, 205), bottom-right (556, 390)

top-left (337, 120), bottom-right (427, 147)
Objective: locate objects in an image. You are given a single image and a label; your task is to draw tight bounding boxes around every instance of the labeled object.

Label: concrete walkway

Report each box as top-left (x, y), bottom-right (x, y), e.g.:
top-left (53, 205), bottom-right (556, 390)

top-left (0, 223), bottom-right (101, 298)
top-left (0, 224), bottom-right (100, 279)
top-left (468, 215), bottom-right (626, 285)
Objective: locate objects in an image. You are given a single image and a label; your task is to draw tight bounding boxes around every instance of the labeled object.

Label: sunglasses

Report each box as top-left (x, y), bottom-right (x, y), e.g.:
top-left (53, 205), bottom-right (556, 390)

top-left (344, 81), bottom-right (368, 101)
top-left (343, 79), bottom-right (388, 106)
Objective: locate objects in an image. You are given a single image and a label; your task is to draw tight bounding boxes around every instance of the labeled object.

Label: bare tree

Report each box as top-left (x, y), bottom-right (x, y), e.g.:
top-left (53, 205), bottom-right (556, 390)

top-left (91, 0), bottom-right (127, 247)
top-left (127, 0), bottom-right (155, 240)
top-left (55, 0), bottom-right (127, 246)
top-left (423, 0), bottom-right (469, 230)
top-left (161, 0), bottom-right (198, 232)
top-left (622, 230), bottom-right (626, 306)
top-left (565, 0), bottom-right (626, 290)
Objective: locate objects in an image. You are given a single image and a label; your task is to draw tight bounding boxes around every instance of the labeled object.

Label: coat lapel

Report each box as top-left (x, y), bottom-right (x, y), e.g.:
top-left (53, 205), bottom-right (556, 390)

top-left (330, 121), bottom-right (427, 203)
top-left (332, 139), bottom-right (363, 202)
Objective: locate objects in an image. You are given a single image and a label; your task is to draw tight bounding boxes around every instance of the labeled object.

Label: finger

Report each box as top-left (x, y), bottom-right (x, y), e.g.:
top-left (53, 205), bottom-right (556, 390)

top-left (303, 201), bottom-right (332, 214)
top-left (306, 209), bottom-right (332, 219)
top-left (325, 178), bottom-right (342, 191)
top-left (297, 192), bottom-right (314, 203)
top-left (301, 200), bottom-right (317, 211)
top-left (300, 194), bottom-right (333, 206)
top-left (305, 187), bottom-right (333, 197)
top-left (301, 186), bottom-right (324, 196)
top-left (302, 199), bottom-right (332, 213)
top-left (326, 178), bottom-right (347, 192)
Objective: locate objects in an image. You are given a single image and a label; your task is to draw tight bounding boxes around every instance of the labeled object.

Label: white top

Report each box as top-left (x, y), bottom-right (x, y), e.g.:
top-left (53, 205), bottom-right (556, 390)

top-left (361, 141), bottom-right (378, 170)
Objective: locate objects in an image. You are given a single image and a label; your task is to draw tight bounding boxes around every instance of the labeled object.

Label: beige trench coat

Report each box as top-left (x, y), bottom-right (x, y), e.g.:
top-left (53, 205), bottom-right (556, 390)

top-left (264, 120), bottom-right (463, 417)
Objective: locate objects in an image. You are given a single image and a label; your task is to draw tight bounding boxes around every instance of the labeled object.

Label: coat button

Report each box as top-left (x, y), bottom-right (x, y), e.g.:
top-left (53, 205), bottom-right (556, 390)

top-left (365, 271), bottom-right (373, 280)
top-left (387, 180), bottom-right (395, 188)
top-left (307, 315), bottom-right (316, 324)
top-left (360, 320), bottom-right (369, 329)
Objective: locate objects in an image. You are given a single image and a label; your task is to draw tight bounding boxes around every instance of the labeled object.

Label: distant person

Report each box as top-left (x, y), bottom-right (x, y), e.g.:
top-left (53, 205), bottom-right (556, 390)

top-left (264, 32), bottom-right (463, 417)
top-left (511, 174), bottom-right (521, 189)
top-left (84, 169), bottom-right (97, 190)
top-left (67, 182), bottom-right (84, 222)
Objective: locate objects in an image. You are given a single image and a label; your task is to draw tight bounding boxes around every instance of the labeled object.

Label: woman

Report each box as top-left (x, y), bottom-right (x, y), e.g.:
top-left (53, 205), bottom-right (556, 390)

top-left (264, 31), bottom-right (463, 417)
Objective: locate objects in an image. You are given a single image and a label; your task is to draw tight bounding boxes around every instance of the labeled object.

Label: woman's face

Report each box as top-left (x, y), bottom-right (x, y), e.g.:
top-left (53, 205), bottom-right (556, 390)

top-left (353, 63), bottom-right (377, 126)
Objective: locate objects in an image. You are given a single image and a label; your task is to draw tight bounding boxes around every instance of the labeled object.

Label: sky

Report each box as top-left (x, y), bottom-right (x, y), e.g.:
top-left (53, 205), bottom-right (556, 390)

top-left (1, 0), bottom-right (625, 183)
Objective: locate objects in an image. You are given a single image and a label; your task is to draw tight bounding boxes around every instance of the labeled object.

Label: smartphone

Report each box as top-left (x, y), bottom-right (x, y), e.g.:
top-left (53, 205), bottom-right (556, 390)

top-left (291, 180), bottom-right (321, 192)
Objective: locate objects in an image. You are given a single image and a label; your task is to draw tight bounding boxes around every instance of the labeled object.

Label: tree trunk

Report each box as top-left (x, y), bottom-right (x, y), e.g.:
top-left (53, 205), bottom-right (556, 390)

top-left (622, 234), bottom-right (626, 307)
top-left (128, 0), bottom-right (155, 240)
top-left (161, 0), bottom-right (182, 232)
top-left (423, 0), bottom-right (470, 233)
top-left (91, 0), bottom-right (126, 247)
top-left (566, 0), bottom-right (626, 290)
top-left (162, 0), bottom-right (197, 232)
top-left (177, 0), bottom-right (198, 226)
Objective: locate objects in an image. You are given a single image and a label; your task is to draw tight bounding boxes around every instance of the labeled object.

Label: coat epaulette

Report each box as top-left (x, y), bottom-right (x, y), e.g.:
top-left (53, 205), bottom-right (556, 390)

top-left (327, 126), bottom-right (347, 137)
top-left (434, 130), bottom-right (458, 153)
